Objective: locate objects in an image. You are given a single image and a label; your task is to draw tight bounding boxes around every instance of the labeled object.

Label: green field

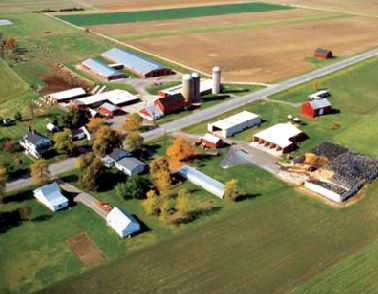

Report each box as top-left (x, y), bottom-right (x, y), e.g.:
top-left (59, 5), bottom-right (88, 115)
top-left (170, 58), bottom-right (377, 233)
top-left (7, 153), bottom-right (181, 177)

top-left (185, 57), bottom-right (378, 158)
top-left (57, 2), bottom-right (291, 26)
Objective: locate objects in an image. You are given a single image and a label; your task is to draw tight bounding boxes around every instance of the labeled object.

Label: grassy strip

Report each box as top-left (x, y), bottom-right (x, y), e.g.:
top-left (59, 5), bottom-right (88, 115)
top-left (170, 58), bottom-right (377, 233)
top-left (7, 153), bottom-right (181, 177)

top-left (57, 2), bottom-right (291, 26)
top-left (145, 81), bottom-right (181, 95)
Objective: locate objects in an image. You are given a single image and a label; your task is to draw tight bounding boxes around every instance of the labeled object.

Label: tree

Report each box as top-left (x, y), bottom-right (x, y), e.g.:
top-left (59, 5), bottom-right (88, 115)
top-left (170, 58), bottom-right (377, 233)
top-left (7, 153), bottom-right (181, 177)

top-left (160, 198), bottom-right (171, 218)
top-left (154, 170), bottom-right (172, 196)
top-left (224, 179), bottom-right (240, 202)
top-left (4, 37), bottom-right (16, 52)
top-left (312, 79), bottom-right (319, 91)
top-left (53, 128), bottom-right (75, 155)
top-left (14, 112), bottom-right (22, 121)
top-left (123, 113), bottom-right (142, 133)
top-left (142, 190), bottom-right (161, 216)
top-left (115, 176), bottom-right (150, 200)
top-left (86, 117), bottom-right (106, 132)
top-left (76, 152), bottom-right (96, 170)
top-left (79, 157), bottom-right (105, 191)
top-left (19, 206), bottom-right (32, 221)
top-left (59, 107), bottom-right (90, 129)
top-left (0, 164), bottom-right (7, 203)
top-left (150, 156), bottom-right (171, 177)
top-left (30, 159), bottom-right (50, 186)
top-left (93, 125), bottom-right (121, 156)
top-left (124, 131), bottom-right (144, 153)
top-left (176, 188), bottom-right (191, 216)
top-left (167, 137), bottom-right (197, 168)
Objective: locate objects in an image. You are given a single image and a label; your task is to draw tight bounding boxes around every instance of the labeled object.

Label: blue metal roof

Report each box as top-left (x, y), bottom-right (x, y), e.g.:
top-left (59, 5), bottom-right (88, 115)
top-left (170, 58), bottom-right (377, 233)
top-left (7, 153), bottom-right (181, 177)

top-left (102, 48), bottom-right (167, 76)
top-left (82, 58), bottom-right (122, 78)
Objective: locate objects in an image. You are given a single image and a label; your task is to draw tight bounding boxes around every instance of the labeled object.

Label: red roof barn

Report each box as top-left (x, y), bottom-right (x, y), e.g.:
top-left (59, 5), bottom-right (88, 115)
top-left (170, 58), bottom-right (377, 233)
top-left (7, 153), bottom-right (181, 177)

top-left (301, 98), bottom-right (332, 118)
top-left (98, 102), bottom-right (119, 118)
top-left (202, 133), bottom-right (224, 149)
top-left (314, 48), bottom-right (333, 59)
top-left (154, 96), bottom-right (186, 115)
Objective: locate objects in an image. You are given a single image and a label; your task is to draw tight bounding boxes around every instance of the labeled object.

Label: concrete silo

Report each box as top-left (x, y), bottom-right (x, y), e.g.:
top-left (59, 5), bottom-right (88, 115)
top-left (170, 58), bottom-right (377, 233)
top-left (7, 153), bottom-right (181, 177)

top-left (191, 72), bottom-right (201, 103)
top-left (212, 66), bottom-right (221, 95)
top-left (181, 74), bottom-right (194, 105)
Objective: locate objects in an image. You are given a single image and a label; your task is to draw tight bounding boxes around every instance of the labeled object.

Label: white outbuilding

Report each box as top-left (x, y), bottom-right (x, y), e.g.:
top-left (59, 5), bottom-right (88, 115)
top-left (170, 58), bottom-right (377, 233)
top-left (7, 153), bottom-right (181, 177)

top-left (106, 207), bottom-right (140, 238)
top-left (208, 111), bottom-right (261, 138)
top-left (33, 182), bottom-right (69, 212)
top-left (179, 165), bottom-right (225, 199)
top-left (49, 87), bottom-right (87, 102)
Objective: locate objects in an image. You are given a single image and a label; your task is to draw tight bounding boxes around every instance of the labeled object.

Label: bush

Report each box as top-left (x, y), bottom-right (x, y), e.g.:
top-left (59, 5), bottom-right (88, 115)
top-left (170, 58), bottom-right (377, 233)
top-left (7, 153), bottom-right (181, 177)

top-left (14, 112), bottom-right (22, 121)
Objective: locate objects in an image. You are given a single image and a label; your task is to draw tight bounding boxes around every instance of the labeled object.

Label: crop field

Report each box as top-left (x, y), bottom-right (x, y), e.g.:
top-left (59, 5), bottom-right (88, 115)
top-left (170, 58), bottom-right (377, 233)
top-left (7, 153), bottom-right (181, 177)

top-left (185, 57), bottom-right (378, 158)
top-left (56, 2), bottom-right (291, 26)
top-left (0, 0), bottom-right (85, 12)
top-left (78, 7), bottom-right (378, 83)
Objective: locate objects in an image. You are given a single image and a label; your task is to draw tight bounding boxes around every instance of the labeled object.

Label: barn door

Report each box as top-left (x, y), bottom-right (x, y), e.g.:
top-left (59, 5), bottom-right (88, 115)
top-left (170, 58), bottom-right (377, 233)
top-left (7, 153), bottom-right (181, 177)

top-left (319, 108), bottom-right (324, 116)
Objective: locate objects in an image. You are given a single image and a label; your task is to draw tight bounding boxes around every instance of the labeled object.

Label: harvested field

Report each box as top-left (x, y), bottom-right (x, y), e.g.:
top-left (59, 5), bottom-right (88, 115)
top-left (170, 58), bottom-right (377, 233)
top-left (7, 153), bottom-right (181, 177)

top-left (66, 233), bottom-right (105, 265)
top-left (113, 15), bottom-right (378, 83)
top-left (0, 0), bottom-right (82, 12)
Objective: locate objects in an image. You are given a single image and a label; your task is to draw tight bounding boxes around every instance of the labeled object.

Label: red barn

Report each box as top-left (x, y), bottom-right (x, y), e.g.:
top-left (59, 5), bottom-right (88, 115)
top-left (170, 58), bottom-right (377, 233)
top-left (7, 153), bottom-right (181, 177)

top-left (154, 96), bottom-right (186, 115)
top-left (301, 98), bottom-right (332, 118)
top-left (98, 102), bottom-right (119, 118)
top-left (314, 48), bottom-right (333, 59)
top-left (201, 133), bottom-right (224, 149)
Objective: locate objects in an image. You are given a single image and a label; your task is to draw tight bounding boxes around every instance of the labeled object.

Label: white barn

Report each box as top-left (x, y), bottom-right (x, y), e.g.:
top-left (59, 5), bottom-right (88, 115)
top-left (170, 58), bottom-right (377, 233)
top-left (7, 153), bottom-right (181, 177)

top-left (208, 111), bottom-right (261, 138)
top-left (33, 182), bottom-right (69, 212)
top-left (179, 165), bottom-right (225, 199)
top-left (49, 88), bottom-right (87, 102)
top-left (106, 207), bottom-right (140, 238)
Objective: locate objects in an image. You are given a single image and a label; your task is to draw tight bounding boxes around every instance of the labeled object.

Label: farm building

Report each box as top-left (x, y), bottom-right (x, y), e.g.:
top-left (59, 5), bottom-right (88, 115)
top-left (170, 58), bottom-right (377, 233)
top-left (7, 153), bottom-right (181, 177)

top-left (106, 207), bottom-right (140, 238)
top-left (46, 123), bottom-right (59, 133)
top-left (81, 58), bottom-right (126, 80)
top-left (253, 123), bottom-right (304, 154)
top-left (102, 48), bottom-right (173, 78)
top-left (98, 102), bottom-right (120, 117)
top-left (139, 105), bottom-right (164, 121)
top-left (115, 157), bottom-right (147, 176)
top-left (103, 148), bottom-right (131, 168)
top-left (49, 87), bottom-right (87, 102)
top-left (74, 89), bottom-right (138, 107)
top-left (302, 142), bottom-right (378, 202)
top-left (179, 165), bottom-right (225, 199)
top-left (301, 98), bottom-right (332, 118)
top-left (71, 128), bottom-right (87, 141)
top-left (208, 111), bottom-right (261, 138)
top-left (308, 90), bottom-right (331, 100)
top-left (79, 126), bottom-right (94, 141)
top-left (159, 79), bottom-right (214, 98)
top-left (201, 133), bottom-right (224, 149)
top-left (33, 182), bottom-right (69, 212)
top-left (20, 131), bottom-right (52, 158)
top-left (154, 96), bottom-right (186, 115)
top-left (314, 48), bottom-right (333, 59)
top-left (0, 19), bottom-right (13, 26)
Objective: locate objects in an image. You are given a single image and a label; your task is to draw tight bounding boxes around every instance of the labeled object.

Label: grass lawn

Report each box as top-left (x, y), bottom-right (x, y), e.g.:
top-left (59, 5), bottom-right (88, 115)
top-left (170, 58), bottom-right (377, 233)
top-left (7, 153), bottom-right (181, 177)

top-left (145, 81), bottom-right (181, 95)
top-left (185, 57), bottom-right (378, 158)
top-left (57, 2), bottom-right (291, 27)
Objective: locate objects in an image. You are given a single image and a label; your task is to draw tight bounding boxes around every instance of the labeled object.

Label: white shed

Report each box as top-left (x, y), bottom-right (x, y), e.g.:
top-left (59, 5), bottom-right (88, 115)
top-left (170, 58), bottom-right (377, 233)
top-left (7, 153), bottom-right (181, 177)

top-left (208, 111), bottom-right (261, 138)
top-left (179, 165), bottom-right (225, 199)
top-left (115, 157), bottom-right (147, 176)
top-left (49, 87), bottom-right (86, 102)
top-left (33, 182), bottom-right (69, 212)
top-left (106, 207), bottom-right (140, 238)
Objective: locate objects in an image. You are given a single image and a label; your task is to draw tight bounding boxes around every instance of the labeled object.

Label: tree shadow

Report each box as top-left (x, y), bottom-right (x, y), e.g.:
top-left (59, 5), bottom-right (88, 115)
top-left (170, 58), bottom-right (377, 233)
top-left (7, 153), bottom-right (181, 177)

top-left (180, 206), bottom-right (222, 224)
top-left (0, 210), bottom-right (22, 234)
top-left (31, 215), bottom-right (52, 222)
top-left (2, 189), bottom-right (33, 204)
top-left (98, 170), bottom-right (127, 192)
top-left (235, 193), bottom-right (262, 202)
top-left (60, 174), bottom-right (79, 183)
top-left (201, 94), bottom-right (230, 102)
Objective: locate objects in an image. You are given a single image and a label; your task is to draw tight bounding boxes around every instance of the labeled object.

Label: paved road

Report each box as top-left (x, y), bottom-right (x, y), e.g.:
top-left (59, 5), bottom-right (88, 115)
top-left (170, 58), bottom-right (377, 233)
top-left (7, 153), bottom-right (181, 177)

top-left (143, 48), bottom-right (378, 142)
top-left (6, 157), bottom-right (77, 192)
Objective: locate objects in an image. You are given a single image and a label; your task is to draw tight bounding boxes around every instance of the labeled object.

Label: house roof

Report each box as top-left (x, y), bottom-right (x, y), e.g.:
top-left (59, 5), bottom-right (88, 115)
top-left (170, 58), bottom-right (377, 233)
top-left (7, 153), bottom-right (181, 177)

top-left (107, 148), bottom-right (131, 161)
top-left (102, 48), bottom-right (167, 76)
top-left (117, 157), bottom-right (146, 171)
top-left (34, 182), bottom-right (68, 207)
top-left (254, 123), bottom-right (303, 149)
top-left (140, 105), bottom-right (164, 119)
top-left (162, 79), bottom-right (213, 96)
top-left (155, 96), bottom-right (185, 108)
top-left (75, 89), bottom-right (138, 106)
top-left (315, 48), bottom-right (332, 55)
top-left (203, 133), bottom-right (222, 143)
top-left (99, 102), bottom-right (119, 112)
top-left (210, 111), bottom-right (260, 130)
top-left (24, 132), bottom-right (51, 145)
top-left (106, 207), bottom-right (139, 233)
top-left (309, 98), bottom-right (332, 109)
top-left (49, 87), bottom-right (86, 100)
top-left (82, 58), bottom-right (123, 78)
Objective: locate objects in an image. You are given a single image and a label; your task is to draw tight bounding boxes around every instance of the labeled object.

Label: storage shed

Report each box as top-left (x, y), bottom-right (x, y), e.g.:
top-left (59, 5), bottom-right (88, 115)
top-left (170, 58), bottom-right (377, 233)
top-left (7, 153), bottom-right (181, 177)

top-left (253, 123), bottom-right (304, 153)
top-left (179, 165), bottom-right (225, 199)
top-left (301, 98), bottom-right (332, 118)
top-left (102, 48), bottom-right (173, 78)
top-left (106, 207), bottom-right (140, 238)
top-left (208, 111), bottom-right (261, 138)
top-left (115, 157), bottom-right (147, 176)
top-left (33, 182), bottom-right (69, 212)
top-left (139, 105), bottom-right (164, 121)
top-left (98, 102), bottom-right (119, 117)
top-left (314, 48), bottom-right (333, 59)
top-left (201, 133), bottom-right (224, 149)
top-left (74, 89), bottom-right (138, 107)
top-left (81, 58), bottom-right (126, 80)
top-left (49, 88), bottom-right (87, 102)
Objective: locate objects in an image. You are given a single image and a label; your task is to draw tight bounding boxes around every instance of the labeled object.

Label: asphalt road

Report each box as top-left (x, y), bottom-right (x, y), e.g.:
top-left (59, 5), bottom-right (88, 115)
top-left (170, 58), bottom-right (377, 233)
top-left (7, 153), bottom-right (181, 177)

top-left (142, 48), bottom-right (378, 142)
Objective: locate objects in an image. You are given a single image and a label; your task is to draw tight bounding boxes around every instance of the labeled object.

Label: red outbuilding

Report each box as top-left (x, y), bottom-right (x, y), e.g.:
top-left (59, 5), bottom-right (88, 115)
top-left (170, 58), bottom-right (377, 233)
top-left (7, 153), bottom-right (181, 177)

top-left (98, 102), bottom-right (119, 118)
top-left (201, 133), bottom-right (224, 149)
top-left (314, 48), bottom-right (333, 59)
top-left (301, 98), bottom-right (332, 118)
top-left (154, 96), bottom-right (186, 115)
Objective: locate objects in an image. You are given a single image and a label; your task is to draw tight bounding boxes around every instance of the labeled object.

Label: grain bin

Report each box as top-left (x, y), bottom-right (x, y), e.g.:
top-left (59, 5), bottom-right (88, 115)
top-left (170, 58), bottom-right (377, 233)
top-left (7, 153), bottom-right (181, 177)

top-left (181, 74), bottom-right (194, 105)
top-left (191, 72), bottom-right (201, 103)
top-left (212, 66), bottom-right (221, 95)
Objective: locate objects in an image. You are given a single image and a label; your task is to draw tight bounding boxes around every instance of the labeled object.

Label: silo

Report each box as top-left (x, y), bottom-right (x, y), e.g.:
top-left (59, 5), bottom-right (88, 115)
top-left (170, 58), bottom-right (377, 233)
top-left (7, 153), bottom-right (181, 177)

top-left (191, 72), bottom-right (201, 103)
top-left (212, 66), bottom-right (221, 95)
top-left (181, 74), bottom-right (194, 105)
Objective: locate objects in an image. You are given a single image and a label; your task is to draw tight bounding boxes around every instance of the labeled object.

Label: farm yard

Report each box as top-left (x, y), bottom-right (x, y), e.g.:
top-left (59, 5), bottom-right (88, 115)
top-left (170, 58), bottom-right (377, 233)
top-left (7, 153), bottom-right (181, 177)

top-left (59, 4), bottom-right (378, 83)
